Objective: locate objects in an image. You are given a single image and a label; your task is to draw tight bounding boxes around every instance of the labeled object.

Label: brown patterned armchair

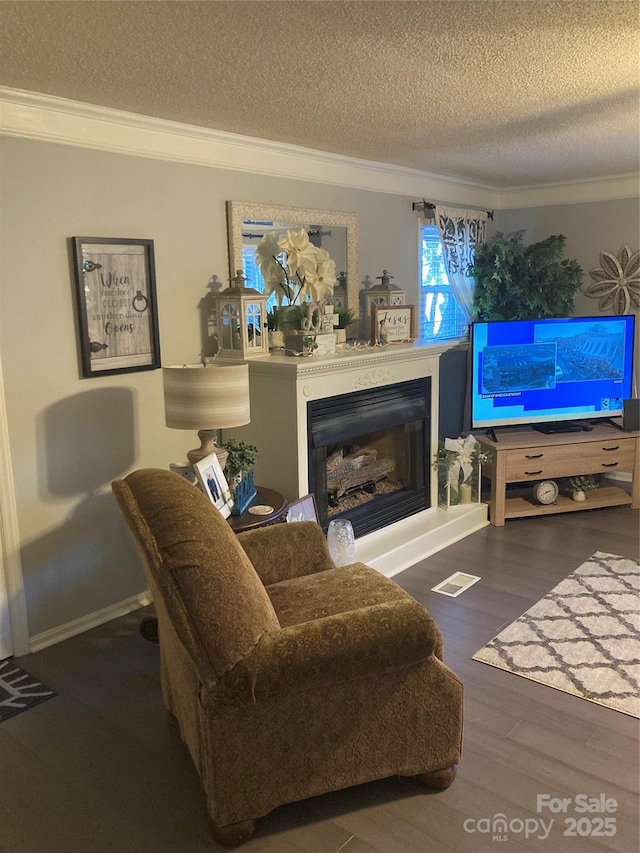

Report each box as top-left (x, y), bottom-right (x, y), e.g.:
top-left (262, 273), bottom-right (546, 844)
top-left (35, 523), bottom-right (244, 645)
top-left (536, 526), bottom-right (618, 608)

top-left (112, 469), bottom-right (463, 847)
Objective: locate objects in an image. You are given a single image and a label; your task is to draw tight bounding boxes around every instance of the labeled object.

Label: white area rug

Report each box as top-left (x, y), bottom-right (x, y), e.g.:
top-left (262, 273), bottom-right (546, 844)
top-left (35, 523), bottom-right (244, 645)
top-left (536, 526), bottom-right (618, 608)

top-left (472, 551), bottom-right (640, 717)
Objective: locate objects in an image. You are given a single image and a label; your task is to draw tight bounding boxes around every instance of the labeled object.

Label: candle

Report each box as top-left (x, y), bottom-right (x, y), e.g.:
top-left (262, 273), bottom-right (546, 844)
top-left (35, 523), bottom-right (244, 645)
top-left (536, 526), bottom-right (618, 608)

top-left (459, 483), bottom-right (472, 504)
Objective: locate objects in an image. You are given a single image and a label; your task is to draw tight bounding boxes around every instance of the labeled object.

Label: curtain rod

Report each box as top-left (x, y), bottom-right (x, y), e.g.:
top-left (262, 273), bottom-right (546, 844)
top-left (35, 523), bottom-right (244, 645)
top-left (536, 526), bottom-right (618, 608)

top-left (412, 200), bottom-right (494, 220)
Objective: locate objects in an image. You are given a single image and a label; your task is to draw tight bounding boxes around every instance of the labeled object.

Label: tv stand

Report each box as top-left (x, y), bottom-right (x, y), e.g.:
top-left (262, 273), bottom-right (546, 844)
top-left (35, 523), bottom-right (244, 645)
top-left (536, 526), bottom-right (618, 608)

top-left (479, 424), bottom-right (639, 526)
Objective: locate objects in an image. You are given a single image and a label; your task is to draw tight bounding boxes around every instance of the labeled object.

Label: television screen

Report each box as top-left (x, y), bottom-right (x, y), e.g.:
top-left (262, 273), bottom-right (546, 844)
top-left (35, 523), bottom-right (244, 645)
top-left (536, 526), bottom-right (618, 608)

top-left (471, 315), bottom-right (636, 431)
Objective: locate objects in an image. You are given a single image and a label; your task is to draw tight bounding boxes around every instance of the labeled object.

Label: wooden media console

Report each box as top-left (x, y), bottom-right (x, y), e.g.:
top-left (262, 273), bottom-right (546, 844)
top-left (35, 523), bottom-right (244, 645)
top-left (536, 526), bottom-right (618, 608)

top-left (479, 423), bottom-right (639, 526)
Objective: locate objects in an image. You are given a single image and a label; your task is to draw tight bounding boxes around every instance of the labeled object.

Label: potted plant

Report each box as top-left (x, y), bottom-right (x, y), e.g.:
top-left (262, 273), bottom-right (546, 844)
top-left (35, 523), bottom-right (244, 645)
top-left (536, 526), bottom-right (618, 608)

top-left (222, 438), bottom-right (258, 487)
top-left (564, 475), bottom-right (598, 502)
top-left (469, 231), bottom-right (583, 320)
top-left (335, 306), bottom-right (357, 343)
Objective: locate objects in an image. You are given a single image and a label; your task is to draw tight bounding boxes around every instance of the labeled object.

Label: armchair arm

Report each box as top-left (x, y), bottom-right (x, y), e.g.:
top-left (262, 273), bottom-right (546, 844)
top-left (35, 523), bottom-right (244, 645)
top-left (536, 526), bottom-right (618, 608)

top-left (210, 597), bottom-right (443, 708)
top-left (237, 521), bottom-right (335, 585)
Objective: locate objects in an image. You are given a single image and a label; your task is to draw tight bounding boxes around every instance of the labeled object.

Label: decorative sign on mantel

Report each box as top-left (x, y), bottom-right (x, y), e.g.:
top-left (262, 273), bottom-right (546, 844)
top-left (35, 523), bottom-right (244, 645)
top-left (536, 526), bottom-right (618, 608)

top-left (371, 304), bottom-right (415, 345)
top-left (72, 237), bottom-right (161, 377)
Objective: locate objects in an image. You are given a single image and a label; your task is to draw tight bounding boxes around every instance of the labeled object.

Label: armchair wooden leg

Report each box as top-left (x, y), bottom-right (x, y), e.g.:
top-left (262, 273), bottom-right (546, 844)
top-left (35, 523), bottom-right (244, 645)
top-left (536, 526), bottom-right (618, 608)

top-left (416, 764), bottom-right (458, 790)
top-left (208, 817), bottom-right (255, 847)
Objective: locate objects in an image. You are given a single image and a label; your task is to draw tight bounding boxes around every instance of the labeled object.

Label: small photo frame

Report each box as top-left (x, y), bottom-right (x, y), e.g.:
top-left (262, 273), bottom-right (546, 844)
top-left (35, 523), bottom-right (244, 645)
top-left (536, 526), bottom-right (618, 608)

top-left (286, 494), bottom-right (318, 523)
top-left (193, 452), bottom-right (234, 518)
top-left (371, 304), bottom-right (415, 345)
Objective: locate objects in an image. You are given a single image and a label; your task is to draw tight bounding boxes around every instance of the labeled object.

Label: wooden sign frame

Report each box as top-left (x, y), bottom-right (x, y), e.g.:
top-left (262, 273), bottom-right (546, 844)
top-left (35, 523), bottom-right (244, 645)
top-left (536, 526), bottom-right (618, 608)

top-left (371, 304), bottom-right (415, 344)
top-left (72, 237), bottom-right (161, 377)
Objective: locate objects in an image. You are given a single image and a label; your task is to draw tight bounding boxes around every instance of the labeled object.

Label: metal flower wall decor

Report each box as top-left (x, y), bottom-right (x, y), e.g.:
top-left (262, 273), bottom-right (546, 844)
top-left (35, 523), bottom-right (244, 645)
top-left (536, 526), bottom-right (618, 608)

top-left (585, 244), bottom-right (639, 314)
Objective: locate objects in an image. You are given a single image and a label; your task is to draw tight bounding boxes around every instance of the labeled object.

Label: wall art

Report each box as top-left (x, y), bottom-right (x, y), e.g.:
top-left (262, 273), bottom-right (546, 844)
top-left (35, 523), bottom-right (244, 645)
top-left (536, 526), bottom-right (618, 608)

top-left (371, 304), bottom-right (415, 345)
top-left (72, 237), bottom-right (161, 377)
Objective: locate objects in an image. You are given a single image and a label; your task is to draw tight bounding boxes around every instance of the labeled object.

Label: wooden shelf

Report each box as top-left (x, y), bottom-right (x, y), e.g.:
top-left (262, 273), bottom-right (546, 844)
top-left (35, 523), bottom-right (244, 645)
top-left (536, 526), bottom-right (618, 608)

top-left (495, 485), bottom-right (632, 520)
top-left (479, 424), bottom-right (639, 526)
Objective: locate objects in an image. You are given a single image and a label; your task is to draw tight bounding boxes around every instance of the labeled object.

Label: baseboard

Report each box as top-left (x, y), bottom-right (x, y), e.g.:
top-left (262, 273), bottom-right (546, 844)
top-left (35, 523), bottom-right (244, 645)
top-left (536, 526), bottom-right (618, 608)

top-left (29, 591), bottom-right (152, 653)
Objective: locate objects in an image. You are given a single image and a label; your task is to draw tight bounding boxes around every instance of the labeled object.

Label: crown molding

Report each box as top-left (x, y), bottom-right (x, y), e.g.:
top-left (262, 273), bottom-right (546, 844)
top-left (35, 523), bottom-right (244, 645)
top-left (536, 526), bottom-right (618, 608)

top-left (498, 173), bottom-right (640, 209)
top-left (1, 87), bottom-right (637, 210)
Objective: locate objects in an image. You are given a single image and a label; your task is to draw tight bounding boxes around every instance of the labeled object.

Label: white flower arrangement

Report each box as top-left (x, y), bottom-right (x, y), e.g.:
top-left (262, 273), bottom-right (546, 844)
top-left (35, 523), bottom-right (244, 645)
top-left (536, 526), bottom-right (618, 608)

top-left (255, 227), bottom-right (336, 306)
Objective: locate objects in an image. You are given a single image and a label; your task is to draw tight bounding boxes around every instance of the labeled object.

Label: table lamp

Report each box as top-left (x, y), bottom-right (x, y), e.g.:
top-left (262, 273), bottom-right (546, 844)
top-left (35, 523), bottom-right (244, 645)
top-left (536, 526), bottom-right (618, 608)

top-left (163, 363), bottom-right (250, 466)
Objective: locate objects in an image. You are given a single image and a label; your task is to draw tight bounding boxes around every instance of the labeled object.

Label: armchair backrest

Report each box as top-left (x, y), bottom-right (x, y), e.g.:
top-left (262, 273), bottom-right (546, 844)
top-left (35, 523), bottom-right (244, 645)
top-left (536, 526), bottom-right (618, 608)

top-left (112, 469), bottom-right (280, 679)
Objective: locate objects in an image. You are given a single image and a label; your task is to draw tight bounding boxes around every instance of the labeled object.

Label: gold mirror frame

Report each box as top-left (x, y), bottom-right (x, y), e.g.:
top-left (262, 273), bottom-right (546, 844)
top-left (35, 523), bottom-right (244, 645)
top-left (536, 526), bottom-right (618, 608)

top-left (226, 201), bottom-right (360, 317)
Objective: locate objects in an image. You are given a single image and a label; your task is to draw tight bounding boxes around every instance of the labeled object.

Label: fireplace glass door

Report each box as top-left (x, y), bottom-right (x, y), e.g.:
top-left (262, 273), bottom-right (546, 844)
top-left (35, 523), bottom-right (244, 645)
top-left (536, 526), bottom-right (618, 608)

top-left (308, 378), bottom-right (431, 538)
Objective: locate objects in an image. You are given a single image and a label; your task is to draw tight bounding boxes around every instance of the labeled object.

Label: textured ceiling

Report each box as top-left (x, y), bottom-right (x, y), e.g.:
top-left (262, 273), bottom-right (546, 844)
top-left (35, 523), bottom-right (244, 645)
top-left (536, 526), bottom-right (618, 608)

top-left (1, 0), bottom-right (639, 188)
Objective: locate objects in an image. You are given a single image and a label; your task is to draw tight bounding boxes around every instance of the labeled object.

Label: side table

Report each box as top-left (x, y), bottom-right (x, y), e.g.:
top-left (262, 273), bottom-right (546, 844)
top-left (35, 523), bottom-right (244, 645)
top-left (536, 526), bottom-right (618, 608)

top-left (226, 486), bottom-right (288, 534)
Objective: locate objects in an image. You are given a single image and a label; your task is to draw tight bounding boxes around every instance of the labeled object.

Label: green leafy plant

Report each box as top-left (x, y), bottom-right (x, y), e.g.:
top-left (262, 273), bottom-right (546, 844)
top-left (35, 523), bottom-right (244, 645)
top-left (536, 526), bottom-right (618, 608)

top-left (336, 306), bottom-right (357, 329)
top-left (469, 231), bottom-right (583, 321)
top-left (275, 304), bottom-right (305, 331)
top-left (222, 438), bottom-right (258, 479)
top-left (564, 475), bottom-right (598, 495)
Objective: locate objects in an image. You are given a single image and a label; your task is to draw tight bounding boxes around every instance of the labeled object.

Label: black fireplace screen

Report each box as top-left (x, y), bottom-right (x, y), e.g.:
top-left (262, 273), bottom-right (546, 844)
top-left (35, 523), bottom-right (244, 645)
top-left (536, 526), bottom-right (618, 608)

top-left (307, 377), bottom-right (431, 538)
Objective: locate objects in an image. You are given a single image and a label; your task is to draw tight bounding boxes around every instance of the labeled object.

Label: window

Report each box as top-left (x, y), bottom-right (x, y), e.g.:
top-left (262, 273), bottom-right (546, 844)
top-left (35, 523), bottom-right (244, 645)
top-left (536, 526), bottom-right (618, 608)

top-left (419, 223), bottom-right (469, 342)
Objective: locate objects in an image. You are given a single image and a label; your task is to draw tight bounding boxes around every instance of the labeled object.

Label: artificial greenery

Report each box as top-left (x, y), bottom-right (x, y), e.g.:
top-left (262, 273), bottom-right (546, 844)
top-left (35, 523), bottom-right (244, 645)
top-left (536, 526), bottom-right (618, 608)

top-left (469, 231), bottom-right (583, 321)
top-left (222, 438), bottom-right (258, 479)
top-left (564, 474), bottom-right (598, 495)
top-left (336, 306), bottom-right (357, 329)
top-left (274, 304), bottom-right (305, 331)
top-left (434, 440), bottom-right (492, 470)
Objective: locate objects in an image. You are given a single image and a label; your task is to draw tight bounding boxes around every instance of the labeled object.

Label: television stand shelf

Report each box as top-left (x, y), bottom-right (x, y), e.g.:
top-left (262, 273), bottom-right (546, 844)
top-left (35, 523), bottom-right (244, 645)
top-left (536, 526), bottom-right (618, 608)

top-left (479, 424), bottom-right (639, 526)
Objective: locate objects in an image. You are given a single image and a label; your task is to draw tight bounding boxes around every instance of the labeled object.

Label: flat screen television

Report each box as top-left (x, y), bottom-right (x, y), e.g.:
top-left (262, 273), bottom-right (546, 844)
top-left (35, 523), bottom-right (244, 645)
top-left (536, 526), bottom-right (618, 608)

top-left (470, 315), bottom-right (636, 434)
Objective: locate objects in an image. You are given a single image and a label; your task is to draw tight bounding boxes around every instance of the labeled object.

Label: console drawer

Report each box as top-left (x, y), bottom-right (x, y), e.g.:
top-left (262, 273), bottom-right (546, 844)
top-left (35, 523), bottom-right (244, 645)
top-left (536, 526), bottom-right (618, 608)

top-left (504, 438), bottom-right (636, 482)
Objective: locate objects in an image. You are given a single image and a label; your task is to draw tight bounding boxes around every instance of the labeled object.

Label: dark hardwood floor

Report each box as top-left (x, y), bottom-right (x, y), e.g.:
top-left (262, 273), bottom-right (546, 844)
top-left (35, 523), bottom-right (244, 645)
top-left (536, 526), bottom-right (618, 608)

top-left (1, 506), bottom-right (638, 852)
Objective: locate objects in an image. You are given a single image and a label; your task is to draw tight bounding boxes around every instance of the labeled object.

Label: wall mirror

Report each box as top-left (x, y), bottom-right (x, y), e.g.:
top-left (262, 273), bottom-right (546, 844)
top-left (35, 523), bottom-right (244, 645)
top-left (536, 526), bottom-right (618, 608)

top-left (226, 201), bottom-right (360, 316)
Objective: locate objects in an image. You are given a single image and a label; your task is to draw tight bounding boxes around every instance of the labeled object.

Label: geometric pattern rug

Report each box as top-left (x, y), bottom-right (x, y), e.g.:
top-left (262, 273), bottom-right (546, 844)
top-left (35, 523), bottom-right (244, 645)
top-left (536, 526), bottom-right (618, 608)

top-left (472, 552), bottom-right (640, 718)
top-left (0, 659), bottom-right (57, 722)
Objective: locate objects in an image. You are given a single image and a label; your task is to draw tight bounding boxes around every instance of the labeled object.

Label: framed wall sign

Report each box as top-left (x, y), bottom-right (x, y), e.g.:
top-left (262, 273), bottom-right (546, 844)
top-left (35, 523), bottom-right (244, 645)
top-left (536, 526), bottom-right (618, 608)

top-left (72, 237), bottom-right (161, 377)
top-left (371, 304), bottom-right (415, 344)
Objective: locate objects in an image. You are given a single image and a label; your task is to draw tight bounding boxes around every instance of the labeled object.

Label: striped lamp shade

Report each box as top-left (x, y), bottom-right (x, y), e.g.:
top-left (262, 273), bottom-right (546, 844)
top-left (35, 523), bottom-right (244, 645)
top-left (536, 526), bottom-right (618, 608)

top-left (163, 363), bottom-right (250, 429)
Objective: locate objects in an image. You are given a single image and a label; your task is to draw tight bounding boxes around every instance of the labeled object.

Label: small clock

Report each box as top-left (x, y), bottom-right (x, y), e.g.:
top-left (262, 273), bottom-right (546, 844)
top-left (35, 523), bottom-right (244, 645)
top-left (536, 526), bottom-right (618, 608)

top-left (533, 480), bottom-right (559, 505)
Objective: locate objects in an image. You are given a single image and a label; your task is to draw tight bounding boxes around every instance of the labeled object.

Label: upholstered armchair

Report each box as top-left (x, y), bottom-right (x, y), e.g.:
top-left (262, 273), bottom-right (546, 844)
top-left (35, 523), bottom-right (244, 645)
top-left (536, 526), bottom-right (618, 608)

top-left (112, 469), bottom-right (463, 847)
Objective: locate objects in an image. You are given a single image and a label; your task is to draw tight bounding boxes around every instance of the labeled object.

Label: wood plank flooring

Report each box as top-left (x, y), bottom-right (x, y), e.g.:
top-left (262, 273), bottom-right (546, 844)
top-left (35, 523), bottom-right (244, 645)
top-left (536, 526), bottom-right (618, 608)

top-left (1, 506), bottom-right (638, 852)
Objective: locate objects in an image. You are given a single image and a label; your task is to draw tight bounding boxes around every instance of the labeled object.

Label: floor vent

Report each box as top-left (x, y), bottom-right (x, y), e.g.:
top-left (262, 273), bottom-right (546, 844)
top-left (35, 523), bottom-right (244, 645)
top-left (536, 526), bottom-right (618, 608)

top-left (431, 572), bottom-right (481, 597)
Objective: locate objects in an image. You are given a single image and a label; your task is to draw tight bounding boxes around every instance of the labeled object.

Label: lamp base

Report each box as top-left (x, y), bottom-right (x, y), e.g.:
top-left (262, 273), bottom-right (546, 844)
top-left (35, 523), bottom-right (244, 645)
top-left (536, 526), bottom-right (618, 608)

top-left (187, 429), bottom-right (229, 469)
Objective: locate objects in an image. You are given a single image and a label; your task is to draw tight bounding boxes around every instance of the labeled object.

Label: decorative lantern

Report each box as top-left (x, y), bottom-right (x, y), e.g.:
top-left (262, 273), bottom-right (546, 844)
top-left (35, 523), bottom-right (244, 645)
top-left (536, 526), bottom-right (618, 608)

top-left (361, 269), bottom-right (406, 335)
top-left (213, 271), bottom-right (269, 358)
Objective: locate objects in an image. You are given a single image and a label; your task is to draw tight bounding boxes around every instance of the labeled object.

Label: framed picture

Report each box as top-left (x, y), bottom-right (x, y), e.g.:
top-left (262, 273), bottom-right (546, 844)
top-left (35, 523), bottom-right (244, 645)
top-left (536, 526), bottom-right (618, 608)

top-left (193, 452), bottom-right (234, 518)
top-left (371, 304), bottom-right (415, 345)
top-left (72, 237), bottom-right (161, 377)
top-left (286, 493), bottom-right (318, 523)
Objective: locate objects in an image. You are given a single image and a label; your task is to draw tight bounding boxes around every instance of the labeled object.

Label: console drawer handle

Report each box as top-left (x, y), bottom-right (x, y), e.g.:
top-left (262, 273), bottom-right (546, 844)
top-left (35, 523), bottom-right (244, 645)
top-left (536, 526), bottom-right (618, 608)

top-left (525, 453), bottom-right (543, 459)
top-left (525, 469), bottom-right (543, 476)
top-left (601, 462), bottom-right (619, 468)
top-left (603, 446), bottom-right (619, 451)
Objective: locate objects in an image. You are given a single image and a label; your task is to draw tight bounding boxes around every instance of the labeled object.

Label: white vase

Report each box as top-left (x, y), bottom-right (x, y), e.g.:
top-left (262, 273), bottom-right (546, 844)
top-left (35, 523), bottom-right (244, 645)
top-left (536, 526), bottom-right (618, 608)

top-left (327, 519), bottom-right (356, 566)
top-left (572, 491), bottom-right (586, 502)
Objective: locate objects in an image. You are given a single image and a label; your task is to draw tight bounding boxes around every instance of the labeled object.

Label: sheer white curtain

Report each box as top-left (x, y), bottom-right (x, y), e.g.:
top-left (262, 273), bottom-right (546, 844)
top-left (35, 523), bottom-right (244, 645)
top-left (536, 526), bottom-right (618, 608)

top-left (433, 206), bottom-right (488, 322)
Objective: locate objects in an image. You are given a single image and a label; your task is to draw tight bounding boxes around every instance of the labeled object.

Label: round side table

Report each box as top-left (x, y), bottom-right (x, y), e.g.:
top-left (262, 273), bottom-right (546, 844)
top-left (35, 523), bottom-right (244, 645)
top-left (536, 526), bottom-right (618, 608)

top-left (226, 486), bottom-right (288, 534)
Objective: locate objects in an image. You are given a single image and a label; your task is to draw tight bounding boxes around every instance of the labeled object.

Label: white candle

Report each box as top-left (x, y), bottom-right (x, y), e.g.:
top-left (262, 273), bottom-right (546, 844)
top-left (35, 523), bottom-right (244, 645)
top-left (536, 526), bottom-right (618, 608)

top-left (459, 483), bottom-right (472, 504)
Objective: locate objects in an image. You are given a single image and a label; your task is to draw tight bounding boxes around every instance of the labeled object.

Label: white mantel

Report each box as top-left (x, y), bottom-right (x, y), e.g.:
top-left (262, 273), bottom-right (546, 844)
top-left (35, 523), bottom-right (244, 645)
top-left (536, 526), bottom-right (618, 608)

top-left (218, 341), bottom-right (487, 576)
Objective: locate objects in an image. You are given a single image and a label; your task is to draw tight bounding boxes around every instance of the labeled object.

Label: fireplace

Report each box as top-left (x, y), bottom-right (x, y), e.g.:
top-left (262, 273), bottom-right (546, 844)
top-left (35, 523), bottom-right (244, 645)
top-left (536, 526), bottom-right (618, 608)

top-left (217, 341), bottom-right (487, 574)
top-left (308, 378), bottom-right (430, 537)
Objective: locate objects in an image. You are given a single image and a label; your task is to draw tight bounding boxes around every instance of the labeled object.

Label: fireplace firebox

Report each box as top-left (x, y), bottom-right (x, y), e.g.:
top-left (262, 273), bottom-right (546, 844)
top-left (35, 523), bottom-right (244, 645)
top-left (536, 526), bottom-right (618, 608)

top-left (308, 378), bottom-right (431, 538)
